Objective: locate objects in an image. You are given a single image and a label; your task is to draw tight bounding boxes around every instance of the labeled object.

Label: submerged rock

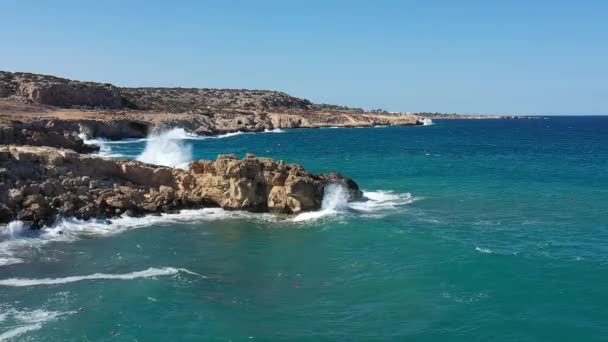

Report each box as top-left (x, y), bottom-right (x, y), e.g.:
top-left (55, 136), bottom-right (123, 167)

top-left (0, 145), bottom-right (362, 227)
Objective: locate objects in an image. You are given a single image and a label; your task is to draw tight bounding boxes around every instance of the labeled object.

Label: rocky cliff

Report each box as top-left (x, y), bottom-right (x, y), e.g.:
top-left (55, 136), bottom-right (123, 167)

top-left (119, 87), bottom-right (312, 112)
top-left (0, 71), bottom-right (311, 111)
top-left (0, 146), bottom-right (362, 227)
top-left (0, 71), bottom-right (123, 109)
top-left (0, 71), bottom-right (422, 142)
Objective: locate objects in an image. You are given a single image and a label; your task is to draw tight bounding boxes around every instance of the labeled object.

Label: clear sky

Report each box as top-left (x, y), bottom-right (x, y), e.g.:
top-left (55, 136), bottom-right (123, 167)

top-left (2, 0), bottom-right (607, 115)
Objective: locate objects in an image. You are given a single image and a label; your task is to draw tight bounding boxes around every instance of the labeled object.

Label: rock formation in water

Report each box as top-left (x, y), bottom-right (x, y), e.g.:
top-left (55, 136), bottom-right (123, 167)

top-left (0, 145), bottom-right (362, 227)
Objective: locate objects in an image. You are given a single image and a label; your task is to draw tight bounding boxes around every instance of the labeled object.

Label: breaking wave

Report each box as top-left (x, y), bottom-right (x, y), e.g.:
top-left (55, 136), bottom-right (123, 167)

top-left (292, 183), bottom-right (350, 222)
top-left (136, 129), bottom-right (193, 169)
top-left (0, 209), bottom-right (276, 269)
top-left (80, 128), bottom-right (275, 162)
top-left (79, 135), bottom-right (134, 158)
top-left (0, 188), bottom-right (414, 266)
top-left (421, 118), bottom-right (434, 126)
top-left (349, 190), bottom-right (415, 212)
top-left (263, 128), bottom-right (285, 133)
top-left (0, 267), bottom-right (202, 287)
top-left (292, 185), bottom-right (415, 222)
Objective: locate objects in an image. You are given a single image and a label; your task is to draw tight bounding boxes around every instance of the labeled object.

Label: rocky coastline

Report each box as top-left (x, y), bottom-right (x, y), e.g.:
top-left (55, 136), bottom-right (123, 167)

top-left (0, 71), bottom-right (424, 144)
top-left (0, 145), bottom-right (362, 228)
top-left (0, 71), bottom-right (401, 229)
top-left (0, 70), bottom-right (507, 229)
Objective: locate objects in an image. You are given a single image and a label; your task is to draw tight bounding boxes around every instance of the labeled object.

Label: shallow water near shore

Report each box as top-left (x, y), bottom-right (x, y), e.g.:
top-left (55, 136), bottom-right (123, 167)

top-left (2, 117), bottom-right (608, 340)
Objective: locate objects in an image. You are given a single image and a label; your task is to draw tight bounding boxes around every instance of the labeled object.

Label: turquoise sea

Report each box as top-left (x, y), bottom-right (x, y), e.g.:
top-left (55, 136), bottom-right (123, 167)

top-left (1, 117), bottom-right (607, 341)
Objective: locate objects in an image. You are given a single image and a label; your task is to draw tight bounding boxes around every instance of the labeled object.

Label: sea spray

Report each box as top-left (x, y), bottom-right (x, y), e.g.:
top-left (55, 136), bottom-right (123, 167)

top-left (79, 135), bottom-right (130, 158)
top-left (80, 128), bottom-right (273, 161)
top-left (292, 183), bottom-right (350, 222)
top-left (263, 128), bottom-right (285, 133)
top-left (0, 221), bottom-right (28, 242)
top-left (322, 183), bottom-right (350, 210)
top-left (136, 128), bottom-right (193, 169)
top-left (291, 186), bottom-right (415, 222)
top-left (0, 221), bottom-right (28, 267)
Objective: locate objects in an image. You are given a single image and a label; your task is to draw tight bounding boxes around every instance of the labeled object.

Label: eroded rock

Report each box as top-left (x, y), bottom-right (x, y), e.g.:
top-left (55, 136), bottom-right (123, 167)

top-left (0, 145), bottom-right (361, 227)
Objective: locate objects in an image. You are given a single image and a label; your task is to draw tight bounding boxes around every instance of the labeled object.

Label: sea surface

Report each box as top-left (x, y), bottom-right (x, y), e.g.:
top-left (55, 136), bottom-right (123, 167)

top-left (1, 117), bottom-right (607, 341)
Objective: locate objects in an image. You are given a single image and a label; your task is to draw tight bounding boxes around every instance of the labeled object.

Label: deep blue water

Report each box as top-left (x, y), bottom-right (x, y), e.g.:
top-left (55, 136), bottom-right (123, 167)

top-left (1, 117), bottom-right (607, 341)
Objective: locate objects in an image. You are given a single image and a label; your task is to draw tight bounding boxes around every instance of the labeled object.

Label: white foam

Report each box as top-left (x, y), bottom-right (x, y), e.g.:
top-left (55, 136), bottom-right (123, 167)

top-left (12, 309), bottom-right (71, 323)
top-left (421, 118), bottom-right (434, 126)
top-left (0, 208), bottom-right (277, 268)
top-left (292, 183), bottom-right (349, 222)
top-left (0, 257), bottom-right (24, 267)
top-left (0, 190), bottom-right (414, 266)
top-left (291, 185), bottom-right (414, 222)
top-left (0, 323), bottom-right (43, 340)
top-left (215, 131), bottom-right (244, 138)
top-left (80, 136), bottom-right (132, 158)
top-left (0, 222), bottom-right (29, 268)
top-left (83, 128), bottom-right (252, 165)
top-left (36, 208), bottom-right (275, 243)
top-left (86, 137), bottom-right (147, 145)
top-left (82, 127), bottom-right (284, 162)
top-left (0, 221), bottom-right (28, 242)
top-left (157, 127), bottom-right (198, 140)
top-left (136, 128), bottom-right (193, 169)
top-left (349, 190), bottom-right (415, 212)
top-left (0, 307), bottom-right (74, 340)
top-left (475, 247), bottom-right (493, 254)
top-left (0, 267), bottom-right (201, 287)
top-left (263, 128), bottom-right (285, 133)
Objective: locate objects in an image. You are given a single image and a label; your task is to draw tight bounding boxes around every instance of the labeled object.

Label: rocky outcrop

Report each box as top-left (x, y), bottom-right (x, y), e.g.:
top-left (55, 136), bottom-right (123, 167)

top-left (0, 71), bottom-right (422, 140)
top-left (188, 154), bottom-right (361, 213)
top-left (0, 146), bottom-right (362, 227)
top-left (0, 71), bottom-right (123, 108)
top-left (0, 121), bottom-right (99, 153)
top-left (119, 87), bottom-right (312, 112)
top-left (0, 71), bottom-right (311, 111)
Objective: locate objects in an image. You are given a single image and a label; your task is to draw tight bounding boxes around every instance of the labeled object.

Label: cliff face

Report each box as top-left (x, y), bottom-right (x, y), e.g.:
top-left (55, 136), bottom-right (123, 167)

top-left (0, 71), bottom-right (311, 111)
top-left (0, 71), bottom-right (123, 109)
top-left (0, 120), bottom-right (99, 153)
top-left (0, 146), bottom-right (362, 227)
top-left (119, 87), bottom-right (312, 112)
top-left (0, 71), bottom-right (422, 139)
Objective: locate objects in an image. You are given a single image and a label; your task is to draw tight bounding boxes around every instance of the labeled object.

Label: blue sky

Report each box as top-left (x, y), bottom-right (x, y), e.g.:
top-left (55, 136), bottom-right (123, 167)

top-left (2, 0), bottom-right (607, 115)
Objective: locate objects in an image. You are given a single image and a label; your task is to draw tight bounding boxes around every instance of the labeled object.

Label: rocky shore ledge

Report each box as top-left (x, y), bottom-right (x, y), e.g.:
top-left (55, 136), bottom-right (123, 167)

top-left (0, 145), bottom-right (362, 227)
